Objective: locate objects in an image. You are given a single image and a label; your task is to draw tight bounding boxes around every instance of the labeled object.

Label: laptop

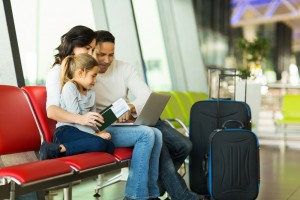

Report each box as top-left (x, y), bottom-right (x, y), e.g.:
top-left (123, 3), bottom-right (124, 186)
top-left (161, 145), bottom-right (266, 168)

top-left (112, 92), bottom-right (171, 126)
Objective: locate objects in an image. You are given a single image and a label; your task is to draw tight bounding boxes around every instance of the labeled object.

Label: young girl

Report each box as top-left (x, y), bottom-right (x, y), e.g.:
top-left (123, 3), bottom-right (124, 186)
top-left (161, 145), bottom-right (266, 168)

top-left (40, 54), bottom-right (115, 160)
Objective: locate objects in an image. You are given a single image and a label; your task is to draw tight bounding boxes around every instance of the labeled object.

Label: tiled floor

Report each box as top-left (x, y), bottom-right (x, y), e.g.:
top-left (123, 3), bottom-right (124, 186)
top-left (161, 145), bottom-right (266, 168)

top-left (257, 146), bottom-right (300, 200)
top-left (46, 170), bottom-right (126, 200)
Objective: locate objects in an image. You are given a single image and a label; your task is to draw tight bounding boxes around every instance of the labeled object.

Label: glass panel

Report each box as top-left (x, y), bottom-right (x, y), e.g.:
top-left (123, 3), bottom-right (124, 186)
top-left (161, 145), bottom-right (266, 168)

top-left (11, 0), bottom-right (95, 85)
top-left (199, 28), bottom-right (228, 67)
top-left (132, 0), bottom-right (172, 91)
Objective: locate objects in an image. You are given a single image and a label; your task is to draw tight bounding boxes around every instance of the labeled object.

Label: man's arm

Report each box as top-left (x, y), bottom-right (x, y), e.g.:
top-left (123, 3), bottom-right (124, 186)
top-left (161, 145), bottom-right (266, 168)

top-left (126, 64), bottom-right (151, 115)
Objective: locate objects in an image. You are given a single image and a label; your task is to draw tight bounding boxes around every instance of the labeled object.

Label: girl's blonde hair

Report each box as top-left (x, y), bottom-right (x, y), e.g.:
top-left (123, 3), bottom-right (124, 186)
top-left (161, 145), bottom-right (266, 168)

top-left (60, 54), bottom-right (98, 88)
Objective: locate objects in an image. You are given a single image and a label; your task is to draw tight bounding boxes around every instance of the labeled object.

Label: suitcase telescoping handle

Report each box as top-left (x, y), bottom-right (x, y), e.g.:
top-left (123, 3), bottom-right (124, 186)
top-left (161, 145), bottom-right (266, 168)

top-left (216, 74), bottom-right (248, 129)
top-left (218, 74), bottom-right (248, 102)
top-left (208, 67), bottom-right (237, 99)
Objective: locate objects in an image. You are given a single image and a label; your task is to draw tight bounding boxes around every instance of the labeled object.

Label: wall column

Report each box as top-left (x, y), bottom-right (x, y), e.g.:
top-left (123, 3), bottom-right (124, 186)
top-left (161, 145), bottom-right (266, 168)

top-left (0, 0), bottom-right (24, 86)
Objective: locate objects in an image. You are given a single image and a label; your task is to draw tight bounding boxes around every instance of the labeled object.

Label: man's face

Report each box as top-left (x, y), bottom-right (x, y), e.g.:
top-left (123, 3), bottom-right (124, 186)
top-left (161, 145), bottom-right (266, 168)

top-left (93, 42), bottom-right (115, 73)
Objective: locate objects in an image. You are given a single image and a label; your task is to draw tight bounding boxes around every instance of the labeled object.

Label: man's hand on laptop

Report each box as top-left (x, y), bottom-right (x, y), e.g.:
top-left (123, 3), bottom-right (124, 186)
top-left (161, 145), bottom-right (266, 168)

top-left (128, 104), bottom-right (136, 114)
top-left (117, 110), bottom-right (135, 123)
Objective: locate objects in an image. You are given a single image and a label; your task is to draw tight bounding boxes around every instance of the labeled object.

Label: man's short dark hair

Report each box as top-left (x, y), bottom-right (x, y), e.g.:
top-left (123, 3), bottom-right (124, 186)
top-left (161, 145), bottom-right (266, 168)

top-left (95, 30), bottom-right (115, 43)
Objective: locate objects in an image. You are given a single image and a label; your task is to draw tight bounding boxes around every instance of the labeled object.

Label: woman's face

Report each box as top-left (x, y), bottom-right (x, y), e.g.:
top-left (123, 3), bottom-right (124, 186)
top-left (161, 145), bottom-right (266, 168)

top-left (73, 39), bottom-right (96, 56)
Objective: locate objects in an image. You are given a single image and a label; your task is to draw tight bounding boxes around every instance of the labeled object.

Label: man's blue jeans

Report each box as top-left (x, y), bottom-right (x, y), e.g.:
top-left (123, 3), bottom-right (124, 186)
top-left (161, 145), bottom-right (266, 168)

top-left (155, 120), bottom-right (199, 200)
top-left (106, 125), bottom-right (162, 200)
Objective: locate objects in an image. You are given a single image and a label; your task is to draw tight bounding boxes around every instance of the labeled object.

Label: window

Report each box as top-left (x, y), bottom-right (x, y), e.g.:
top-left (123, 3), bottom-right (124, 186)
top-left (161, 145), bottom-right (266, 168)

top-left (132, 0), bottom-right (172, 91)
top-left (11, 0), bottom-right (95, 85)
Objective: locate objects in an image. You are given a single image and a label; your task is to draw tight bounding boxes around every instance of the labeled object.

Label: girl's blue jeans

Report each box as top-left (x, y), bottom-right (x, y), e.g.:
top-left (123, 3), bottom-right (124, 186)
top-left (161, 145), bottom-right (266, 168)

top-left (54, 125), bottom-right (115, 155)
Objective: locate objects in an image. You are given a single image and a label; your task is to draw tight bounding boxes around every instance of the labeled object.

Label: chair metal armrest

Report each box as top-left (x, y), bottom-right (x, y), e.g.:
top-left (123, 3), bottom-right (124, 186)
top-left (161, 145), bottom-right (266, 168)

top-left (162, 119), bottom-right (175, 128)
top-left (163, 118), bottom-right (189, 137)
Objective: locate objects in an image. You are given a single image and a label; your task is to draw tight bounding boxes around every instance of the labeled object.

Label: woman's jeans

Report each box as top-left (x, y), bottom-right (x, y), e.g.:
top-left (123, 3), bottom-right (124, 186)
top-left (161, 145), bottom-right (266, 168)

top-left (106, 125), bottom-right (162, 200)
top-left (54, 126), bottom-right (115, 155)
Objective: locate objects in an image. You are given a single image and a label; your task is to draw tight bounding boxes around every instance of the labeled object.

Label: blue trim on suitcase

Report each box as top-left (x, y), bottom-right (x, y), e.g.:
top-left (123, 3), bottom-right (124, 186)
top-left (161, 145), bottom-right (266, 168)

top-left (208, 142), bottom-right (213, 197)
top-left (208, 130), bottom-right (218, 198)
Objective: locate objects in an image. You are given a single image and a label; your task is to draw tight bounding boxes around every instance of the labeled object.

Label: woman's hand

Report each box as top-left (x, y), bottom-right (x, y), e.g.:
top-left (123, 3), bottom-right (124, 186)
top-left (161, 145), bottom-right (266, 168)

top-left (95, 130), bottom-right (111, 140)
top-left (77, 112), bottom-right (104, 127)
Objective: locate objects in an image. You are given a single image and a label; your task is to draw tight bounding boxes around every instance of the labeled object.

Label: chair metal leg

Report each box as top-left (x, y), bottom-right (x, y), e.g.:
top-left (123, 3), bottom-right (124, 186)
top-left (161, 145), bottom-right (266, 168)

top-left (10, 181), bottom-right (15, 200)
top-left (63, 184), bottom-right (72, 200)
top-left (94, 167), bottom-right (129, 195)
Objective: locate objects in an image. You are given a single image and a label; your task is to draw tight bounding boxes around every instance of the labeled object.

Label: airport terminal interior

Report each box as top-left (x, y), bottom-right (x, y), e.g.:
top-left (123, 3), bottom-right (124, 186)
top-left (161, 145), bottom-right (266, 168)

top-left (2, 0), bottom-right (300, 199)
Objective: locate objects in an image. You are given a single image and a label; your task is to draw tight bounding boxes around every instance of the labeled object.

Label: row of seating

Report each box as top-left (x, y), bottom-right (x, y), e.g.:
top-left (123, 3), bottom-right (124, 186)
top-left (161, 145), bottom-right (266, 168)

top-left (0, 85), bottom-right (133, 199)
top-left (275, 94), bottom-right (300, 125)
top-left (275, 94), bottom-right (300, 145)
top-left (157, 91), bottom-right (208, 135)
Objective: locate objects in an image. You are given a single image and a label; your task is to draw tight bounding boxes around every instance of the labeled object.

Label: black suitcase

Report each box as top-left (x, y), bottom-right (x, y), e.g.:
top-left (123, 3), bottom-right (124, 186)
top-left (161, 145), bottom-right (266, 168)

top-left (189, 73), bottom-right (254, 196)
top-left (189, 100), bottom-right (252, 195)
top-left (207, 120), bottom-right (260, 200)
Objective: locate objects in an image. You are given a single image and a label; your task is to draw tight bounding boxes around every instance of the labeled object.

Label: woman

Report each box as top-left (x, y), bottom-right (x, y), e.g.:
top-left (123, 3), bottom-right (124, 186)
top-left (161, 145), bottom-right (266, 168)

top-left (46, 25), bottom-right (162, 200)
top-left (46, 25), bottom-right (102, 126)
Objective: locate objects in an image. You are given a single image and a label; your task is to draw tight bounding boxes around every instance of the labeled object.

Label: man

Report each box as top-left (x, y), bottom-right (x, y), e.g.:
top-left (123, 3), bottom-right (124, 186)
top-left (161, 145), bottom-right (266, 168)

top-left (93, 30), bottom-right (198, 200)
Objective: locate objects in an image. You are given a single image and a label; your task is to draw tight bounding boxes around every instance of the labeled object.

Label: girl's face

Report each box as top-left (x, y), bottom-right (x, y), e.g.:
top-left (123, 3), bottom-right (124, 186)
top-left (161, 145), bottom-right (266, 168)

top-left (76, 66), bottom-right (100, 90)
top-left (73, 39), bottom-right (96, 56)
